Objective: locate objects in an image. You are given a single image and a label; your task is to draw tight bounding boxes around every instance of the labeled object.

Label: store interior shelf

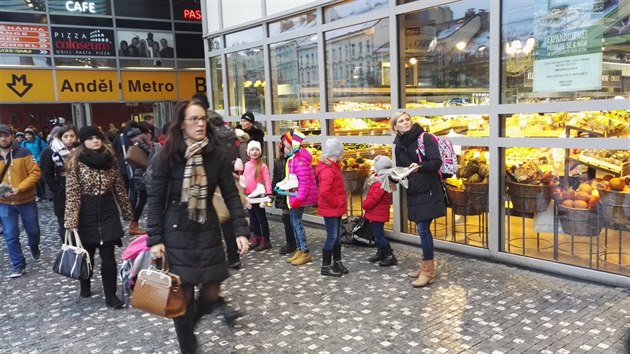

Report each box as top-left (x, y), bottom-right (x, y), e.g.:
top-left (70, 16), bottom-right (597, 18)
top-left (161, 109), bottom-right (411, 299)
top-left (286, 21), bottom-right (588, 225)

top-left (570, 154), bottom-right (630, 176)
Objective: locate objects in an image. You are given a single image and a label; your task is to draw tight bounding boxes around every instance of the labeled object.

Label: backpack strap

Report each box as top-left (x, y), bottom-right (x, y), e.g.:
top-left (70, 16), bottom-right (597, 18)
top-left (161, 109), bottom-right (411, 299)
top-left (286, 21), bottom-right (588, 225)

top-left (416, 132), bottom-right (443, 179)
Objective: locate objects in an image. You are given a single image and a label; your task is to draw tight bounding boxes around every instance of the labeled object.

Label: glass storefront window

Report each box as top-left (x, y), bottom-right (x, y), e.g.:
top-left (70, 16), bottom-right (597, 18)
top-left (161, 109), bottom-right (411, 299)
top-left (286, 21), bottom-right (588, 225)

top-left (399, 1), bottom-right (490, 108)
top-left (209, 37), bottom-right (221, 52)
top-left (0, 56), bottom-right (51, 67)
top-left (329, 117), bottom-right (390, 136)
top-left (501, 1), bottom-right (629, 103)
top-left (225, 27), bottom-right (263, 47)
top-left (209, 56), bottom-right (224, 113)
top-left (502, 146), bottom-right (630, 276)
top-left (54, 57), bottom-right (117, 68)
top-left (405, 113), bottom-right (489, 137)
top-left (270, 35), bottom-right (320, 114)
top-left (119, 58), bottom-right (175, 69)
top-left (325, 18), bottom-right (391, 112)
top-left (271, 120), bottom-right (320, 136)
top-left (324, 0), bottom-right (389, 23)
top-left (502, 110), bottom-right (630, 138)
top-left (177, 59), bottom-right (204, 69)
top-left (268, 11), bottom-right (317, 37)
top-left (226, 47), bottom-right (265, 116)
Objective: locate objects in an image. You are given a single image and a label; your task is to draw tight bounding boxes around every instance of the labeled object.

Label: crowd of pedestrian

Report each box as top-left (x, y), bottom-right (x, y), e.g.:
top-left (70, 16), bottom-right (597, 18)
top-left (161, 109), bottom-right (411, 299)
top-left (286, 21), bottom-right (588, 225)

top-left (0, 99), bottom-right (445, 353)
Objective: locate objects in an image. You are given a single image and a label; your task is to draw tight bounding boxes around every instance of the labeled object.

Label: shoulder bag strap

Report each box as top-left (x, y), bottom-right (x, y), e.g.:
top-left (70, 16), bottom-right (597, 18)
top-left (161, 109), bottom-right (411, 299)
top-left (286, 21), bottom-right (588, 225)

top-left (0, 152), bottom-right (13, 183)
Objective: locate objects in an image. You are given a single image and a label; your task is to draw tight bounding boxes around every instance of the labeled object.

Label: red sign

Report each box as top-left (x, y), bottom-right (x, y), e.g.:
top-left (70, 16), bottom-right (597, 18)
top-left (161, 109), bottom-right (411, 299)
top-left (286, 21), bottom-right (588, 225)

top-left (183, 9), bottom-right (202, 21)
top-left (0, 24), bottom-right (50, 55)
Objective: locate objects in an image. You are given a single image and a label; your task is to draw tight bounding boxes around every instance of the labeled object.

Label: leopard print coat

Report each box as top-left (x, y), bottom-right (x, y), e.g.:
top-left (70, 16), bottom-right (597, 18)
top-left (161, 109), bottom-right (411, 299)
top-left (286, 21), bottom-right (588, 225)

top-left (64, 161), bottom-right (133, 230)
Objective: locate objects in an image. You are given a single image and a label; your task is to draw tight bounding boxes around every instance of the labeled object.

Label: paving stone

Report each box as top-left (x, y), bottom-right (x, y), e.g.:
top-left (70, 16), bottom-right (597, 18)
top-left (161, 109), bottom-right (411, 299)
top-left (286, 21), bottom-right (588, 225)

top-left (0, 203), bottom-right (629, 353)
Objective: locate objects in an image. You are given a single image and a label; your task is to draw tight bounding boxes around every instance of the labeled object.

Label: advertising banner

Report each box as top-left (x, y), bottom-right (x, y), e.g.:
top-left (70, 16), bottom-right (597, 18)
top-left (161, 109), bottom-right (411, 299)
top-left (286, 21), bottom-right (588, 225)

top-left (532, 0), bottom-right (607, 92)
top-left (116, 30), bottom-right (174, 59)
top-left (51, 27), bottom-right (115, 56)
top-left (0, 24), bottom-right (50, 55)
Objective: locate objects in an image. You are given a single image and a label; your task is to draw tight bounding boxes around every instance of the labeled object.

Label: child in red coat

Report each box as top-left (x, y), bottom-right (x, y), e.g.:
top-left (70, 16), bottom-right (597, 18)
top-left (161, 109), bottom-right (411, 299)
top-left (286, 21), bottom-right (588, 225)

top-left (315, 138), bottom-right (347, 277)
top-left (362, 155), bottom-right (397, 266)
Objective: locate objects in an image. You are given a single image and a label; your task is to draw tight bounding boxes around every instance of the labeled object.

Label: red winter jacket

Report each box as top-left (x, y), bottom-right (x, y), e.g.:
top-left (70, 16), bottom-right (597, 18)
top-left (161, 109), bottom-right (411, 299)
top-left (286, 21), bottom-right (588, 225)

top-left (315, 157), bottom-right (346, 217)
top-left (362, 179), bottom-right (391, 223)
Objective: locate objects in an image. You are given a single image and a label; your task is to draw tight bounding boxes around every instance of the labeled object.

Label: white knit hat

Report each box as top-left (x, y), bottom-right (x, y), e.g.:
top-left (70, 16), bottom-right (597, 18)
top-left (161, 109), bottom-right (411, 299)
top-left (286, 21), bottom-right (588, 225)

top-left (247, 140), bottom-right (262, 156)
top-left (324, 138), bottom-right (344, 158)
top-left (373, 155), bottom-right (393, 172)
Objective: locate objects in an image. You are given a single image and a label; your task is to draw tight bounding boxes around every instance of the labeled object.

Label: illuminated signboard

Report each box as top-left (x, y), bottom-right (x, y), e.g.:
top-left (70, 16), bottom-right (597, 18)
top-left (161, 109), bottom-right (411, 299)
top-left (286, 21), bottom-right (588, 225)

top-left (0, 24), bottom-right (50, 55)
top-left (48, 0), bottom-right (111, 15)
top-left (173, 0), bottom-right (202, 21)
top-left (51, 27), bottom-right (115, 56)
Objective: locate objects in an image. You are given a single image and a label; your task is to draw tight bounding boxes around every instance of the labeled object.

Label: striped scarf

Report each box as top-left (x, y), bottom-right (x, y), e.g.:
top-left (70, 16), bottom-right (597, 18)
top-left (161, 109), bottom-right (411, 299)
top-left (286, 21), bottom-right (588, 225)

top-left (181, 138), bottom-right (208, 223)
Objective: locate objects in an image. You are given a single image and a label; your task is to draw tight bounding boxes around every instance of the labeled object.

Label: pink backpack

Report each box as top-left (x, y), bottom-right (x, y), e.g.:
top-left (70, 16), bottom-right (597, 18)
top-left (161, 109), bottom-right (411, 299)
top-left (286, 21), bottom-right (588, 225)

top-left (416, 132), bottom-right (458, 177)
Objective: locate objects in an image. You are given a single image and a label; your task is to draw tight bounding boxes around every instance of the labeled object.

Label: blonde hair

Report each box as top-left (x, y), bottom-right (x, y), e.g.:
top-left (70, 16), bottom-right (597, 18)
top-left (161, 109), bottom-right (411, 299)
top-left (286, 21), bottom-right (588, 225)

top-left (390, 110), bottom-right (410, 133)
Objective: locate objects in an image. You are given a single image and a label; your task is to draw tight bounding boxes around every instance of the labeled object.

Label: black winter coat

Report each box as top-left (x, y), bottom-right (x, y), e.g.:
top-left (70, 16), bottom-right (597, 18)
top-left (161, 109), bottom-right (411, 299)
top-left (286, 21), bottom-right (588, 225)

top-left (272, 158), bottom-right (289, 209)
top-left (40, 148), bottom-right (66, 217)
top-left (146, 134), bottom-right (249, 285)
top-left (393, 123), bottom-right (446, 222)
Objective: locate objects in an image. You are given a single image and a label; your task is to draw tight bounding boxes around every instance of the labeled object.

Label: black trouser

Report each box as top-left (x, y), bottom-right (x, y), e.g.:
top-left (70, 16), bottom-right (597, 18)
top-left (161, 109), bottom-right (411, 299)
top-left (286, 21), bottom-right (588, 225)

top-left (83, 243), bottom-right (118, 295)
top-left (247, 204), bottom-right (270, 240)
top-left (132, 189), bottom-right (147, 222)
top-left (221, 220), bottom-right (239, 263)
top-left (282, 210), bottom-right (295, 249)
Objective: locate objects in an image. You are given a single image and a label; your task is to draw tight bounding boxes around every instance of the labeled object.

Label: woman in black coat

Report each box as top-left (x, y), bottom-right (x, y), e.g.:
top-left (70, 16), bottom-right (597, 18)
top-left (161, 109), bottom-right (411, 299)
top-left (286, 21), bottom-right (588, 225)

top-left (391, 111), bottom-right (445, 288)
top-left (65, 126), bottom-right (133, 308)
top-left (147, 99), bottom-right (249, 354)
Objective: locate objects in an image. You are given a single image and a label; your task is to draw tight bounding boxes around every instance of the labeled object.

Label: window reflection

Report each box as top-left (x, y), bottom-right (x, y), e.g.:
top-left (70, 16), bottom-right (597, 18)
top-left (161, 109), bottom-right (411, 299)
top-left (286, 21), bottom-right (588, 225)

top-left (0, 56), bottom-right (52, 67)
top-left (501, 1), bottom-right (629, 103)
top-left (225, 27), bottom-right (263, 47)
top-left (325, 19), bottom-right (391, 112)
top-left (399, 2), bottom-right (490, 108)
top-left (270, 35), bottom-right (319, 114)
top-left (210, 56), bottom-right (224, 113)
top-left (324, 0), bottom-right (388, 23)
top-left (227, 48), bottom-right (265, 116)
top-left (502, 110), bottom-right (630, 138)
top-left (269, 11), bottom-right (317, 37)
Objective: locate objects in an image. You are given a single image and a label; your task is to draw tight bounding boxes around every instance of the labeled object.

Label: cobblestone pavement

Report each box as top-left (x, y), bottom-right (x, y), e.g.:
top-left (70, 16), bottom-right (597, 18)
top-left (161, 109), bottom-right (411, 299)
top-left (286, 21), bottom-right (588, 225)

top-left (0, 201), bottom-right (629, 353)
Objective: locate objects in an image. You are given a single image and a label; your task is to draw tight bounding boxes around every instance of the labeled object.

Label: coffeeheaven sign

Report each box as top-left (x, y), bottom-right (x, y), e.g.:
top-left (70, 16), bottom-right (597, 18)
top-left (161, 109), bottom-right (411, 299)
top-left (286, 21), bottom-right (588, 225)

top-left (51, 27), bottom-right (115, 56)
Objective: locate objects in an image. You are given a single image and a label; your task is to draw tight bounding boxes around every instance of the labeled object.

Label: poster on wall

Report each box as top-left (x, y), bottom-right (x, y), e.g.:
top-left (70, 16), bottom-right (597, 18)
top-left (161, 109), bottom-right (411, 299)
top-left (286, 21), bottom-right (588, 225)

top-left (531, 0), bottom-right (617, 92)
top-left (116, 30), bottom-right (174, 59)
top-left (51, 27), bottom-right (115, 56)
top-left (0, 24), bottom-right (51, 55)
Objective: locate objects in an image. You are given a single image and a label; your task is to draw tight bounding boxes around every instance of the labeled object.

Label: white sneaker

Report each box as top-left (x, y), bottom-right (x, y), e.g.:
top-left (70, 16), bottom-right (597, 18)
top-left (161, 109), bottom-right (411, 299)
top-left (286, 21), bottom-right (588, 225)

top-left (9, 268), bottom-right (24, 278)
top-left (276, 174), bottom-right (299, 191)
top-left (247, 183), bottom-right (266, 198)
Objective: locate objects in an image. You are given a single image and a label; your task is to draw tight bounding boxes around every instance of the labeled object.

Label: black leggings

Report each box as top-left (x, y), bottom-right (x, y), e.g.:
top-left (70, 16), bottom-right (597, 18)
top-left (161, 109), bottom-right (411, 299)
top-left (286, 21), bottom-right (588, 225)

top-left (83, 243), bottom-right (118, 294)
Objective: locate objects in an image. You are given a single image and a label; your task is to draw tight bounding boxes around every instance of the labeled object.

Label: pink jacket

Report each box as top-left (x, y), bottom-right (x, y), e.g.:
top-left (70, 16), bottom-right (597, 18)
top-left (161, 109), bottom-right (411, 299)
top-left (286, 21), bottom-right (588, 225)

top-left (286, 148), bottom-right (318, 207)
top-left (362, 178), bottom-right (392, 223)
top-left (243, 159), bottom-right (272, 195)
top-left (315, 157), bottom-right (346, 217)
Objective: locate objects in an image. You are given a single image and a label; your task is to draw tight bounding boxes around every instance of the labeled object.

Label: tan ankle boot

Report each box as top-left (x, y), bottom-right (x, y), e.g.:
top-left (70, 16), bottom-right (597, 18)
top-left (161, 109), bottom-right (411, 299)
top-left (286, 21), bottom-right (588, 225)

top-left (129, 221), bottom-right (146, 235)
top-left (291, 251), bottom-right (312, 265)
top-left (412, 260), bottom-right (435, 288)
top-left (407, 262), bottom-right (422, 278)
top-left (287, 250), bottom-right (302, 263)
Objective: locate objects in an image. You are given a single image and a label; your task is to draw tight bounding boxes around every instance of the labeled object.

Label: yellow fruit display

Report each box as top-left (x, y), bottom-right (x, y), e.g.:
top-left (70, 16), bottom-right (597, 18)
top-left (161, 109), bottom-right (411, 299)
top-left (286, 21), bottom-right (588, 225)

top-left (609, 178), bottom-right (625, 191)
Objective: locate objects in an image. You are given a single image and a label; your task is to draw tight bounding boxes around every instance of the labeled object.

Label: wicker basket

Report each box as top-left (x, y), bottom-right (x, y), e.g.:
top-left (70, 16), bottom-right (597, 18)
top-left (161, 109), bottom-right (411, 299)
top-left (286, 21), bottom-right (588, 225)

top-left (557, 205), bottom-right (602, 237)
top-left (342, 169), bottom-right (370, 194)
top-left (446, 188), bottom-right (478, 216)
top-left (507, 180), bottom-right (554, 213)
top-left (597, 188), bottom-right (630, 231)
top-left (464, 182), bottom-right (489, 213)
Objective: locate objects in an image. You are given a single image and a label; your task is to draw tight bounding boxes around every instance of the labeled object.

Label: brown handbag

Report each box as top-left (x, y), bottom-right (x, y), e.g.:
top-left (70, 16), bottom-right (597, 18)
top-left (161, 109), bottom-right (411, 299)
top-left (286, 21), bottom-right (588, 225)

top-left (131, 256), bottom-right (186, 318)
top-left (125, 144), bottom-right (149, 170)
top-left (212, 176), bottom-right (247, 224)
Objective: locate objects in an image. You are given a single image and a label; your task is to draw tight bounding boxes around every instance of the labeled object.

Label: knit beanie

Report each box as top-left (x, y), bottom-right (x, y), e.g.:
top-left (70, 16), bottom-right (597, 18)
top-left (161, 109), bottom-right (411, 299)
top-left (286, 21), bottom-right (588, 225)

top-left (284, 129), bottom-right (305, 149)
top-left (247, 140), bottom-right (262, 156)
top-left (241, 112), bottom-right (255, 123)
top-left (373, 155), bottom-right (393, 172)
top-left (324, 138), bottom-right (344, 158)
top-left (79, 125), bottom-right (105, 142)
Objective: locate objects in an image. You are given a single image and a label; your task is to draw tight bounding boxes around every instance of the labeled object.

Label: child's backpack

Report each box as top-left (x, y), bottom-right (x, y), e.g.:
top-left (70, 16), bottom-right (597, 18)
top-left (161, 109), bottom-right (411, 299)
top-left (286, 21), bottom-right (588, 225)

top-left (416, 132), bottom-right (458, 178)
top-left (119, 235), bottom-right (152, 305)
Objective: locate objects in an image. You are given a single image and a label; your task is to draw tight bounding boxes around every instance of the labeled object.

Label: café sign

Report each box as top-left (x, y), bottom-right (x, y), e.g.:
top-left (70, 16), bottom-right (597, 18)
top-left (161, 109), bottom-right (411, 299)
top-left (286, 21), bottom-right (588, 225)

top-left (65, 1), bottom-right (96, 13)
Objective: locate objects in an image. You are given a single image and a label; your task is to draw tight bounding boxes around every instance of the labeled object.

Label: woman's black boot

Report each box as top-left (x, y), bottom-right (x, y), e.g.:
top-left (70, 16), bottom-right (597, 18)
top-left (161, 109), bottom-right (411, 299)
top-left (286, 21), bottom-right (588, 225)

top-left (79, 279), bottom-right (92, 298)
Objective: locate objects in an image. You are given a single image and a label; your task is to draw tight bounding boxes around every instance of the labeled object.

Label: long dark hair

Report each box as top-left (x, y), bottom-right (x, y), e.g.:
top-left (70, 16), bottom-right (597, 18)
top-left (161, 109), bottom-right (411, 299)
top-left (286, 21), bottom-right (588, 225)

top-left (161, 99), bottom-right (210, 161)
top-left (58, 125), bottom-right (79, 148)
